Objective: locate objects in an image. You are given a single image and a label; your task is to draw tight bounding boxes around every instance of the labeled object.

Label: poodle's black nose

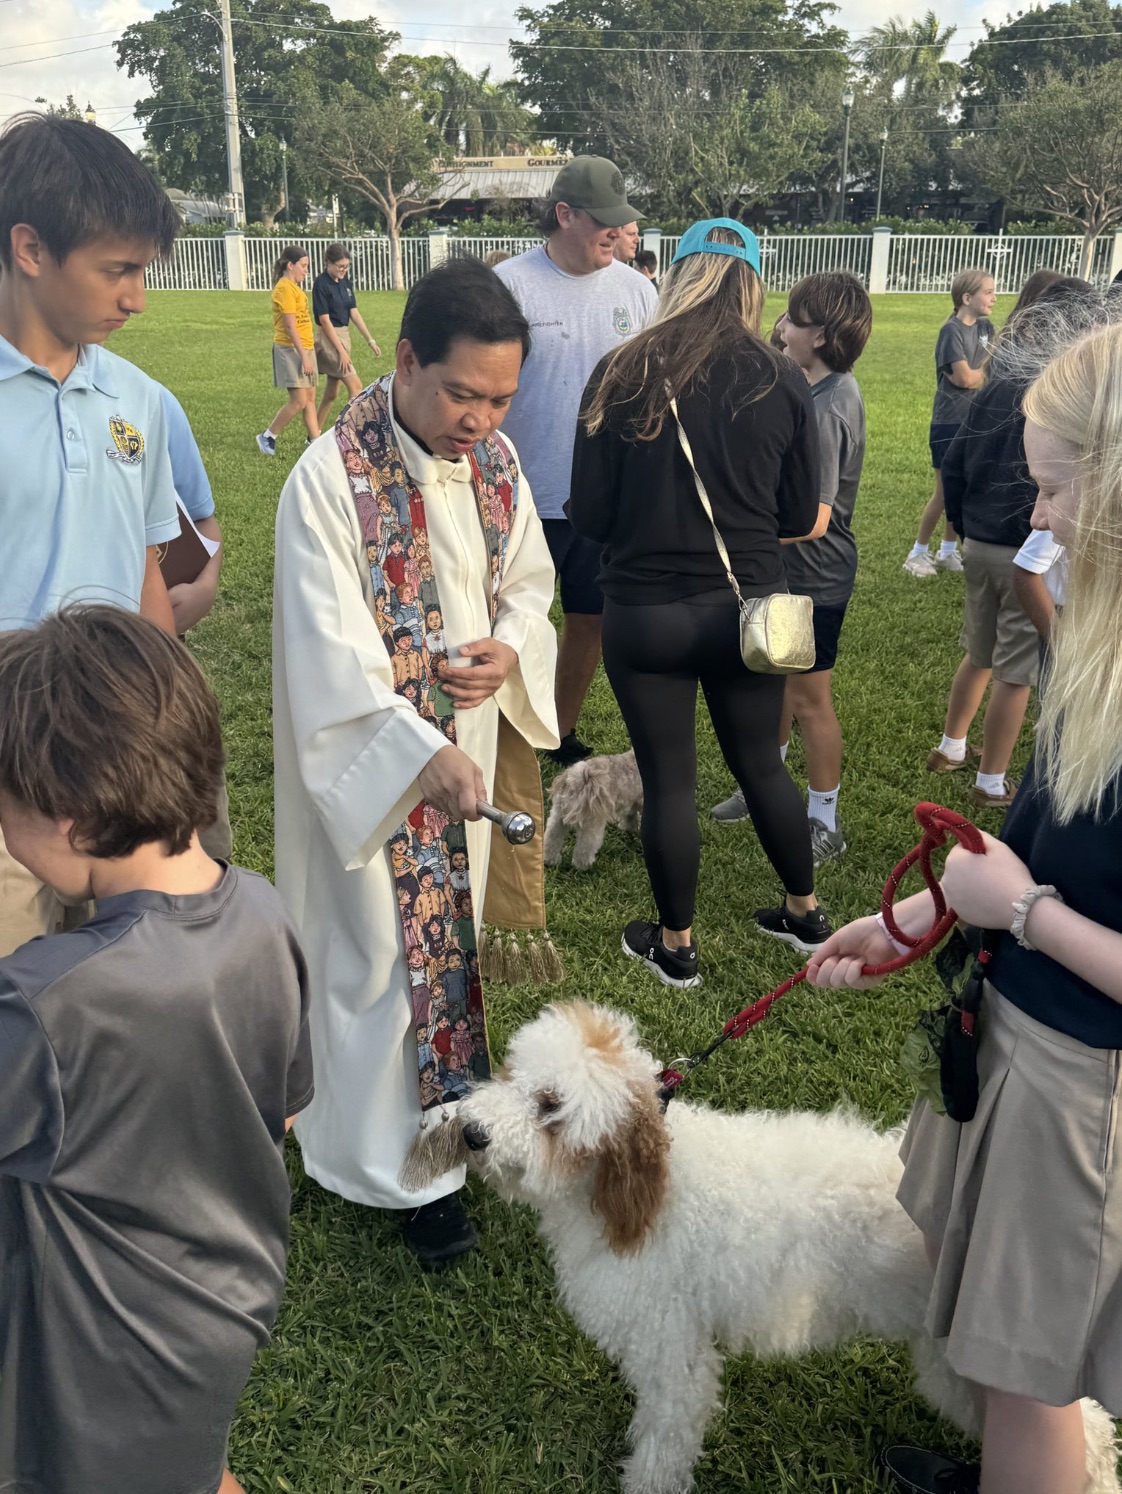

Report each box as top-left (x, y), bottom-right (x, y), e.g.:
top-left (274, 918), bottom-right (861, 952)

top-left (462, 1120), bottom-right (490, 1152)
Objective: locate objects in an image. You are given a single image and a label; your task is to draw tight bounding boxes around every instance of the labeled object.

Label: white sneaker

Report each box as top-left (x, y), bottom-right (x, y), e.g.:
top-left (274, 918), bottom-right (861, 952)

top-left (903, 551), bottom-right (937, 578)
top-left (934, 549), bottom-right (964, 573)
top-left (256, 431), bottom-right (277, 457)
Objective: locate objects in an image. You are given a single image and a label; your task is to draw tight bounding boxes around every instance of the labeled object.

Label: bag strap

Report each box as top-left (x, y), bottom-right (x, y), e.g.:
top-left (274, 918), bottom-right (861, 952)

top-left (670, 397), bottom-right (745, 608)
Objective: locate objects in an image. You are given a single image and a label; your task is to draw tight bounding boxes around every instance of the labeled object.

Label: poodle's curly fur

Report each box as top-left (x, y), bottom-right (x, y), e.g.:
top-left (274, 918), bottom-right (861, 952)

top-left (543, 750), bottom-right (643, 871)
top-left (459, 1002), bottom-right (1121, 1494)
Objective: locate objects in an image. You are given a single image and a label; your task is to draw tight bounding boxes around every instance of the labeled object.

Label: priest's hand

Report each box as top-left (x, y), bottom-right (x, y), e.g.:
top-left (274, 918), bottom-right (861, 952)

top-left (418, 745), bottom-right (487, 822)
top-left (437, 639), bottom-right (518, 710)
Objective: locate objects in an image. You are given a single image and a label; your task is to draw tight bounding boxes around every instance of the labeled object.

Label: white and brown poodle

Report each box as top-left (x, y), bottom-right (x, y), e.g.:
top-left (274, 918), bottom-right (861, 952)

top-left (459, 1002), bottom-right (1120, 1494)
top-left (543, 749), bottom-right (643, 871)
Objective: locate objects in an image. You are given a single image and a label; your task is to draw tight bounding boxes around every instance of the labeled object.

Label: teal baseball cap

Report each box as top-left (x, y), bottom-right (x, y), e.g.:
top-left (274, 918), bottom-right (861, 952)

top-left (671, 218), bottom-right (761, 275)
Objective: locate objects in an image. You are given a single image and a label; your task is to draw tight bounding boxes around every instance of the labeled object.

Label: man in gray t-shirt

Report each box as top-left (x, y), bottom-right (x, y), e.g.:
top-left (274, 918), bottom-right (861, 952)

top-left (495, 157), bottom-right (657, 763)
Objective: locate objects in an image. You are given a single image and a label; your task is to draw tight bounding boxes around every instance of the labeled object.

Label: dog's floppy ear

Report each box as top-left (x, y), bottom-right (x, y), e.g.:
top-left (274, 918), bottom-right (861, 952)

top-left (589, 1083), bottom-right (669, 1255)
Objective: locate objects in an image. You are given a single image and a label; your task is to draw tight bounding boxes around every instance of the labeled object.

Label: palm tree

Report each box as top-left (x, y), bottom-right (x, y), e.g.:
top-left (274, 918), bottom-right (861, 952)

top-left (854, 11), bottom-right (960, 104)
top-left (429, 59), bottom-right (535, 155)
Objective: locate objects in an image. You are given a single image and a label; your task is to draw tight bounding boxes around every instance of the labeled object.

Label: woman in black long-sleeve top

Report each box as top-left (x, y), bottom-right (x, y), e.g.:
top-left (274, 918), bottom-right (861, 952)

top-left (568, 219), bottom-right (829, 988)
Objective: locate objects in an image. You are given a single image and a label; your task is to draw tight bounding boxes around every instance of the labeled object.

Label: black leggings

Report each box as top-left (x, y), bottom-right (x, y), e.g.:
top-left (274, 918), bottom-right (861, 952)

top-left (601, 592), bottom-right (814, 931)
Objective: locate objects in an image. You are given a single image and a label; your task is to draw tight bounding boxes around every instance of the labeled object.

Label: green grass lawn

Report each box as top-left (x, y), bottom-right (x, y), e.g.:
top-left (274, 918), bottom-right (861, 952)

top-left (116, 291), bottom-right (1023, 1493)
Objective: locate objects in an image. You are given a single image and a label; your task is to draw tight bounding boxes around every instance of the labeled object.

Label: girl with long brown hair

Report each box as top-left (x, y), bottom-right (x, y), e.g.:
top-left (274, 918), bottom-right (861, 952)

top-left (568, 219), bottom-right (829, 987)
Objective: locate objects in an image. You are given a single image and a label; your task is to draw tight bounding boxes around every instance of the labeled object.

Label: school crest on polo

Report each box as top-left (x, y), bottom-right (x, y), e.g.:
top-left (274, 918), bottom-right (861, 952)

top-left (613, 306), bottom-right (632, 336)
top-left (106, 416), bottom-right (144, 465)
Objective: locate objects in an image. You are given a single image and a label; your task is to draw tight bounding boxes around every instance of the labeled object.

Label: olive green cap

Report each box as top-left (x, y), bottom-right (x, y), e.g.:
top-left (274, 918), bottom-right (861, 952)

top-left (548, 155), bottom-right (642, 227)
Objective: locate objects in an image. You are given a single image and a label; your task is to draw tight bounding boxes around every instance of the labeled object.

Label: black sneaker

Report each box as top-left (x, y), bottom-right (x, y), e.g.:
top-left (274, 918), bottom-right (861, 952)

top-left (400, 1192), bottom-right (478, 1266)
top-left (546, 731), bottom-right (593, 766)
top-left (754, 900), bottom-right (833, 953)
top-left (879, 1443), bottom-right (979, 1494)
top-left (622, 919), bottom-right (701, 989)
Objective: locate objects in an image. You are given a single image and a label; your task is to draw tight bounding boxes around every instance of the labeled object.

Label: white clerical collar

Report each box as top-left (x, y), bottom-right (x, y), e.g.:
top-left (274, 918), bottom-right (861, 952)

top-left (387, 374), bottom-right (473, 486)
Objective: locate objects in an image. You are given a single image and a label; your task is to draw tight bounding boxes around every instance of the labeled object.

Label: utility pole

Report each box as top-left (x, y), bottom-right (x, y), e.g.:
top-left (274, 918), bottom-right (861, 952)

top-left (875, 126), bottom-right (888, 221)
top-left (280, 137), bottom-right (289, 218)
top-left (217, 0), bottom-right (245, 228)
top-left (838, 87), bottom-right (855, 224)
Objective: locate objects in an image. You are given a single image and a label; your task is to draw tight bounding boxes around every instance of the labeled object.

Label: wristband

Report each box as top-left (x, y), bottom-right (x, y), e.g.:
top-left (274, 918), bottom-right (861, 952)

top-left (875, 911), bottom-right (911, 957)
top-left (1010, 884), bottom-right (1063, 951)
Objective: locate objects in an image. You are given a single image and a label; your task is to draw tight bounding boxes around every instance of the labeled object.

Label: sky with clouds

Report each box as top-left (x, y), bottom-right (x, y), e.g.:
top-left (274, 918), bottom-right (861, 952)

top-left (0, 0), bottom-right (1017, 147)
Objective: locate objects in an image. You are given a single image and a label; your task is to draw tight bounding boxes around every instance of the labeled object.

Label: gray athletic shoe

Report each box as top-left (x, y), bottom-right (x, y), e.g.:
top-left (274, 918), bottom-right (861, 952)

top-left (256, 431), bottom-right (277, 457)
top-left (711, 786), bottom-right (748, 823)
top-left (809, 817), bottom-right (847, 866)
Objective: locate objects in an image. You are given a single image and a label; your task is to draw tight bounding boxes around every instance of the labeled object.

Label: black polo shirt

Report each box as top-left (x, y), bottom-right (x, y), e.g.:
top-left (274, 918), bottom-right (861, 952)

top-left (312, 269), bottom-right (356, 328)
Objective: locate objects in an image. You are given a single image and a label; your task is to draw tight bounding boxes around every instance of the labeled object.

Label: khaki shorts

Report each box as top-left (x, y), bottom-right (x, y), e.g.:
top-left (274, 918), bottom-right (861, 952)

top-left (272, 342), bottom-right (316, 390)
top-left (899, 986), bottom-right (1122, 1411)
top-left (315, 324), bottom-right (352, 380)
top-left (959, 537), bottom-right (1040, 688)
top-left (0, 824), bottom-right (61, 958)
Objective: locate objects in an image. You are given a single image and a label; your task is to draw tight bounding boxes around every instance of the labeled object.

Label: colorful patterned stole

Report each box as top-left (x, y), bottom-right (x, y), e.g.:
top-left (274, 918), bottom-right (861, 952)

top-left (336, 376), bottom-right (519, 1178)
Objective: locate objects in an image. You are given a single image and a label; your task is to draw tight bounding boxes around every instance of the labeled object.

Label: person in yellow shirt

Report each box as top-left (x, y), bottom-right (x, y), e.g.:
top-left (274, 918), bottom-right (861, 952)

top-left (257, 246), bottom-right (320, 456)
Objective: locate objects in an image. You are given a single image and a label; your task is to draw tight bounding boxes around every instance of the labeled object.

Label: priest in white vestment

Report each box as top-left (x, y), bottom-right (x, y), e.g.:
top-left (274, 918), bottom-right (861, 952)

top-left (273, 258), bottom-right (559, 1263)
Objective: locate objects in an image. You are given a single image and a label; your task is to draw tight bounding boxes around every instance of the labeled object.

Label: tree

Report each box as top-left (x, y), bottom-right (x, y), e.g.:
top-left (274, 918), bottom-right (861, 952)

top-left (34, 95), bottom-right (86, 119)
top-left (852, 10), bottom-right (960, 103)
top-left (969, 61), bottom-right (1122, 274)
top-left (404, 56), bottom-right (537, 156)
top-left (962, 0), bottom-right (1122, 107)
top-left (116, 0), bottom-right (392, 224)
top-left (513, 0), bottom-right (846, 160)
top-left (590, 42), bottom-right (824, 219)
top-left (848, 14), bottom-right (962, 219)
top-left (296, 83), bottom-right (449, 289)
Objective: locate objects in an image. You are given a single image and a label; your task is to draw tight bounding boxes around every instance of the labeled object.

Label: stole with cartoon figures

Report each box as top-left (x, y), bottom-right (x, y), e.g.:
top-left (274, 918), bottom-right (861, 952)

top-left (335, 375), bottom-right (518, 1113)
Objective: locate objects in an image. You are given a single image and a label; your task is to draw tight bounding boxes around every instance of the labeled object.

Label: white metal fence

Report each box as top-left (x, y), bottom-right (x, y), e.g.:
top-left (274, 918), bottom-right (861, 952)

top-left (148, 236), bottom-right (228, 291)
top-left (655, 233), bottom-right (875, 288)
top-left (239, 233), bottom-right (432, 291)
top-left (886, 233), bottom-right (1115, 294)
top-left (156, 229), bottom-right (1122, 294)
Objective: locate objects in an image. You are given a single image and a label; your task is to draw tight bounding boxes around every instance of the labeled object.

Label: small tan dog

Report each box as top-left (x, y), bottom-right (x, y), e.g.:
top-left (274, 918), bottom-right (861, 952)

top-left (543, 750), bottom-right (643, 871)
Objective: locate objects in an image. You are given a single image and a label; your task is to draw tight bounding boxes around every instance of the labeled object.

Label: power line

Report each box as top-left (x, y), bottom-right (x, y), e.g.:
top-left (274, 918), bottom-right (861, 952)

top-left (0, 41), bottom-right (117, 70)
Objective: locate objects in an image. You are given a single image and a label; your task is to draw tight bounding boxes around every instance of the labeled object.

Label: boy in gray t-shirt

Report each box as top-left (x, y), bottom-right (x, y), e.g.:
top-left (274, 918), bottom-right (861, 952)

top-left (0, 606), bottom-right (312, 1494)
top-left (904, 269), bottom-right (996, 577)
top-left (712, 273), bottom-right (871, 866)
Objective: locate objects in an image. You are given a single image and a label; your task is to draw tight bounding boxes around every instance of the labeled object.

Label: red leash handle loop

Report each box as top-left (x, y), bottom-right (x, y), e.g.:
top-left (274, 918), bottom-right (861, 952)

top-left (658, 804), bottom-right (987, 1097)
top-left (720, 806), bottom-right (985, 1042)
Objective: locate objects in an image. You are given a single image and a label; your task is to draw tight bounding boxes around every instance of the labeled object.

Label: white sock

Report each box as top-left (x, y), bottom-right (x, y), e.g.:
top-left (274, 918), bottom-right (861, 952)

top-left (938, 734), bottom-right (967, 761)
top-left (779, 740), bottom-right (789, 763)
top-left (939, 539), bottom-right (958, 558)
top-left (976, 770), bottom-right (1006, 796)
top-left (808, 786), bottom-right (840, 832)
top-left (910, 542), bottom-right (929, 559)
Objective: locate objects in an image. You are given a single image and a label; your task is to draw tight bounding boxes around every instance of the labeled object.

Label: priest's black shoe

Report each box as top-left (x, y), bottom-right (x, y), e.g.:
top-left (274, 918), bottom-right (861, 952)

top-left (400, 1192), bottom-right (478, 1266)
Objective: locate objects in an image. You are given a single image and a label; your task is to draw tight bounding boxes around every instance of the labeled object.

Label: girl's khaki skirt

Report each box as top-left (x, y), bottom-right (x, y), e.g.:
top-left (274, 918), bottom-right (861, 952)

top-left (898, 984), bottom-right (1122, 1411)
top-left (272, 342), bottom-right (316, 390)
top-left (315, 324), bottom-right (351, 379)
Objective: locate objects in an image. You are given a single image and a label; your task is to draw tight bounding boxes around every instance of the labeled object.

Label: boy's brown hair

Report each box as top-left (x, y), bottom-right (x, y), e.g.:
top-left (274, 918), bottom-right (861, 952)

top-left (0, 605), bottom-right (223, 857)
top-left (786, 271), bottom-right (873, 373)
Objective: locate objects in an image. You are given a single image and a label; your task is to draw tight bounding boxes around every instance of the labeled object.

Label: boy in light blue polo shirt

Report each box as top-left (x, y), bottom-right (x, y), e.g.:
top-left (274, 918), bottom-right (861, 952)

top-left (0, 111), bottom-right (184, 956)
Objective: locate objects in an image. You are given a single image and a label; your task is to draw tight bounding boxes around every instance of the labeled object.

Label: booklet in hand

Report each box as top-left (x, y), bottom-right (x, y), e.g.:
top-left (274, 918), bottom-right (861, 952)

top-left (158, 500), bottom-right (221, 588)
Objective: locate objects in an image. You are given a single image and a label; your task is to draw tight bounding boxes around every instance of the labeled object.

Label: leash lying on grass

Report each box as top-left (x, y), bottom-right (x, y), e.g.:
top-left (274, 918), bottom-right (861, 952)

top-left (657, 803), bottom-right (988, 1106)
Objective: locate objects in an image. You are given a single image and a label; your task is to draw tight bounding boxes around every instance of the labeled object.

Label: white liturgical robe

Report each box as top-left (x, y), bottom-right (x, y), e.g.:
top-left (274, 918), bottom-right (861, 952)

top-left (273, 383), bottom-right (559, 1209)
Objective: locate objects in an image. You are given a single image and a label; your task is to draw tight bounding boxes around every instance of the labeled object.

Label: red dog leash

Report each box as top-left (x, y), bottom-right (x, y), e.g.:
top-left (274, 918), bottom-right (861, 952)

top-left (657, 803), bottom-right (987, 1103)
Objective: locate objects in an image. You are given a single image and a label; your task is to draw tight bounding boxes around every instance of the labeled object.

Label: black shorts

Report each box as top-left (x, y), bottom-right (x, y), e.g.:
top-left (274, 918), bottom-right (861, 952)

top-left (540, 519), bottom-right (604, 616)
top-left (805, 600), bottom-right (849, 674)
top-left (929, 421), bottom-right (960, 471)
